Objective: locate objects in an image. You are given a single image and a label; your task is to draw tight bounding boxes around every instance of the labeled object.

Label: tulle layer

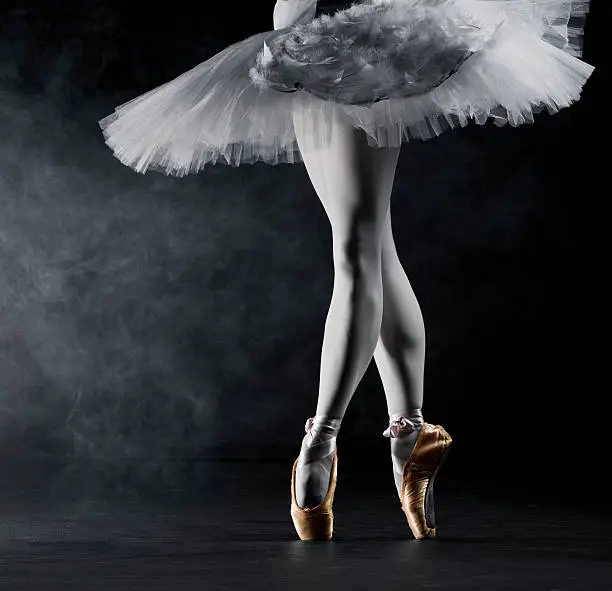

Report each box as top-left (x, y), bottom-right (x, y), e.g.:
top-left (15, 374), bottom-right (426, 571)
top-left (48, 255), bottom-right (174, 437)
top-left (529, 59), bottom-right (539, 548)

top-left (98, 0), bottom-right (595, 176)
top-left (488, 0), bottom-right (591, 57)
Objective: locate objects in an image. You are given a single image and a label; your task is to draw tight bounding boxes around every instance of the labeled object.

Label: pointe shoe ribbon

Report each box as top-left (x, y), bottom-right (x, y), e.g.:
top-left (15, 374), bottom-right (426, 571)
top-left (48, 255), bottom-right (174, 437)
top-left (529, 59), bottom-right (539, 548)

top-left (305, 416), bottom-right (341, 439)
top-left (382, 414), bottom-right (422, 438)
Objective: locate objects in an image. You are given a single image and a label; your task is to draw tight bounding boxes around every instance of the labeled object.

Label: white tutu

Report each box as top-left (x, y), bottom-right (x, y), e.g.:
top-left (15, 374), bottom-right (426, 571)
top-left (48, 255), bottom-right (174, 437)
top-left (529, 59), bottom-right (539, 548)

top-left (99, 0), bottom-right (595, 176)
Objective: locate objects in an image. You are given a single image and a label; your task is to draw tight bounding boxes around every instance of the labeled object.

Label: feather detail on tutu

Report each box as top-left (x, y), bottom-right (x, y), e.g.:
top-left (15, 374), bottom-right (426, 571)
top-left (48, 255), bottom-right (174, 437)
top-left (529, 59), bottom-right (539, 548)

top-left (249, 0), bottom-right (504, 105)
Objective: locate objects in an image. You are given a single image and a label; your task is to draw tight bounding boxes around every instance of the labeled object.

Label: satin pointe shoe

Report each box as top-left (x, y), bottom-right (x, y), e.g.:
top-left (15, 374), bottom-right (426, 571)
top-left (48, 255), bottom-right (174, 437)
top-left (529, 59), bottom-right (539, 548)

top-left (290, 417), bottom-right (339, 541)
top-left (397, 422), bottom-right (452, 539)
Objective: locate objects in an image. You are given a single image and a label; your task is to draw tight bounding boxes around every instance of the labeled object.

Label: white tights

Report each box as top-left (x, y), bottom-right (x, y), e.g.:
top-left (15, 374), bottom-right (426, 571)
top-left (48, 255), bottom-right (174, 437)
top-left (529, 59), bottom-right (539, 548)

top-left (292, 107), bottom-right (427, 507)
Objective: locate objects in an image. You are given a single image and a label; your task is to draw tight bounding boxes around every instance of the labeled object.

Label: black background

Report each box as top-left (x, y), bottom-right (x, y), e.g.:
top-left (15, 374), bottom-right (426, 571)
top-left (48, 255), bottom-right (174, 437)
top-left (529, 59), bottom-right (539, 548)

top-left (0, 1), bottom-right (609, 507)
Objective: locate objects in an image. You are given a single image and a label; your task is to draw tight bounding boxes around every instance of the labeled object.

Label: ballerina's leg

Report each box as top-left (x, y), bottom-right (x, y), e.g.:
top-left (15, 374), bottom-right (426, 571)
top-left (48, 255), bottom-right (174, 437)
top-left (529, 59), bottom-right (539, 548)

top-left (291, 104), bottom-right (401, 508)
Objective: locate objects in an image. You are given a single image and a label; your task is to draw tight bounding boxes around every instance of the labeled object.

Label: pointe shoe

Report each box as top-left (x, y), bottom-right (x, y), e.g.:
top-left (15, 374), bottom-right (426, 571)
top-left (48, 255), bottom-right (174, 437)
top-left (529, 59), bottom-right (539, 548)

top-left (290, 447), bottom-right (338, 541)
top-left (400, 423), bottom-right (452, 539)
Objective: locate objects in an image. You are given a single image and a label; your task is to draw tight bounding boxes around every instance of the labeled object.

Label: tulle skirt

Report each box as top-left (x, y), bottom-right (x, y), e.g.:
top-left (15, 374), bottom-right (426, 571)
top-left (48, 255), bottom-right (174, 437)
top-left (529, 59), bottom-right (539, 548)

top-left (98, 0), bottom-right (595, 176)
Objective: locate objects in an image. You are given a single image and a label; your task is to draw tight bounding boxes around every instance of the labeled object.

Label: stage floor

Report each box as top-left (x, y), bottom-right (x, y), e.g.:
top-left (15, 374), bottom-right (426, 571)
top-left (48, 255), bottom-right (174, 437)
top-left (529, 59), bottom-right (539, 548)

top-left (1, 459), bottom-right (611, 590)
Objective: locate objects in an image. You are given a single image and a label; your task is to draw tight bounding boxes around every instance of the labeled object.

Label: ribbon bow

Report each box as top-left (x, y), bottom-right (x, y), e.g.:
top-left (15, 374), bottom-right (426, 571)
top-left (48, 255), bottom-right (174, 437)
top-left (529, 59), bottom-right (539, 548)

top-left (382, 416), bottom-right (420, 438)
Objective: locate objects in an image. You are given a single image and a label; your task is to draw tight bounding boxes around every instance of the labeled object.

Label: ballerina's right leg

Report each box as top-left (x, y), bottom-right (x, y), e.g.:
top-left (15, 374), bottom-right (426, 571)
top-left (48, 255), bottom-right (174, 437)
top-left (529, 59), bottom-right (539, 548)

top-left (291, 106), bottom-right (401, 509)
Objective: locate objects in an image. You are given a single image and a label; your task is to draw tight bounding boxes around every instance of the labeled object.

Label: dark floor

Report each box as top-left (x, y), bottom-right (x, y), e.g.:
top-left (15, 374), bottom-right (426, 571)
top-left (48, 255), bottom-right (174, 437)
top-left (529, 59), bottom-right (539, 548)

top-left (1, 458), bottom-right (611, 591)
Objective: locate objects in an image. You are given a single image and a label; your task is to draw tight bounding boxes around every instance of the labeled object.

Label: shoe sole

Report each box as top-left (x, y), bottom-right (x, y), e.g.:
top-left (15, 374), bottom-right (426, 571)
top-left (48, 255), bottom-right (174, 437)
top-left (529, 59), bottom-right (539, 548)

top-left (424, 441), bottom-right (452, 530)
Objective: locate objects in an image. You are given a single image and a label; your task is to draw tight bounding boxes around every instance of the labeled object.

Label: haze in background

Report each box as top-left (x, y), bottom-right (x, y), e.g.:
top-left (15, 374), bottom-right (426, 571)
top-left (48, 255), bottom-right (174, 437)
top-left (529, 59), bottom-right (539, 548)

top-left (0, 1), bottom-right (607, 500)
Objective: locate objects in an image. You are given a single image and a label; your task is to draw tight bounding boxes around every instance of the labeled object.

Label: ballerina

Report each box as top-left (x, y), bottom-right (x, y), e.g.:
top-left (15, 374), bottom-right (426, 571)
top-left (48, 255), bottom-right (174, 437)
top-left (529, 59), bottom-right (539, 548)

top-left (99, 0), bottom-right (594, 540)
